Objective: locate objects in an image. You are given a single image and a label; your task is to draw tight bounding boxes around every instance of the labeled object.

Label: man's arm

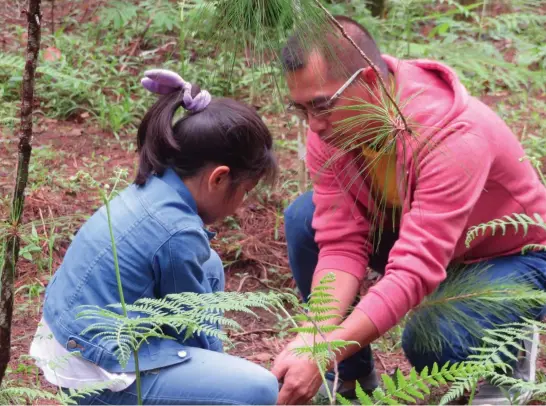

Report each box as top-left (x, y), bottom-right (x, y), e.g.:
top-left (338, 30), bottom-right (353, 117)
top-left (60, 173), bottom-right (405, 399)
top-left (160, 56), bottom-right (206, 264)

top-left (272, 131), bottom-right (375, 404)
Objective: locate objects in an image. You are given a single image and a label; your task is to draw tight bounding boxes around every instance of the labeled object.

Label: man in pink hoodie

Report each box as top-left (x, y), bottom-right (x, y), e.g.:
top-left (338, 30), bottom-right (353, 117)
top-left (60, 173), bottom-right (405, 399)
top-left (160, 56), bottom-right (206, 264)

top-left (271, 15), bottom-right (546, 405)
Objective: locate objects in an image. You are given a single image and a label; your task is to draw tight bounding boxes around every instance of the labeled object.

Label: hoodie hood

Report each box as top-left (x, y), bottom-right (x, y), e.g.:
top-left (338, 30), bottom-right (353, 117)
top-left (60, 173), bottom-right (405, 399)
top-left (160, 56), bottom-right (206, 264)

top-left (383, 54), bottom-right (469, 138)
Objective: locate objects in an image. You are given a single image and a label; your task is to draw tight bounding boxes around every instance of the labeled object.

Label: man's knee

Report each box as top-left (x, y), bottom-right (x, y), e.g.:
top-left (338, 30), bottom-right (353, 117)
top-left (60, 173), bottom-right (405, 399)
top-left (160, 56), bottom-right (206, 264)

top-left (402, 316), bottom-right (481, 372)
top-left (284, 191), bottom-right (315, 243)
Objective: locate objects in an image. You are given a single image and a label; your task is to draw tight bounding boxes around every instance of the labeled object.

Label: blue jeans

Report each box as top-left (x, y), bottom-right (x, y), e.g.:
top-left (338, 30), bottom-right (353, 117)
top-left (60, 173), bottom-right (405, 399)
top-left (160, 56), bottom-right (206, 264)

top-left (71, 251), bottom-right (279, 405)
top-left (285, 191), bottom-right (546, 380)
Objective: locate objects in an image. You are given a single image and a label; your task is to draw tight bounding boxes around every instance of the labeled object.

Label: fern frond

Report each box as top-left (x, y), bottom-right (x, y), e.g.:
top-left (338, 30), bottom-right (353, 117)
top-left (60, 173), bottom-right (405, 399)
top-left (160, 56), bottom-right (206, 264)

top-left (522, 244), bottom-right (546, 254)
top-left (77, 290), bottom-right (292, 368)
top-left (341, 362), bottom-right (484, 406)
top-left (289, 325), bottom-right (342, 334)
top-left (466, 213), bottom-right (546, 247)
top-left (440, 320), bottom-right (543, 405)
top-left (59, 380), bottom-right (127, 405)
top-left (294, 340), bottom-right (355, 354)
top-left (0, 386), bottom-right (59, 405)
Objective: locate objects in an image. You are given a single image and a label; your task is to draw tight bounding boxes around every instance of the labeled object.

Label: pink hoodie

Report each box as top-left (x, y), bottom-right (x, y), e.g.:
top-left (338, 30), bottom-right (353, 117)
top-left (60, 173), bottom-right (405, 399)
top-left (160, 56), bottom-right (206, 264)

top-left (306, 55), bottom-right (546, 335)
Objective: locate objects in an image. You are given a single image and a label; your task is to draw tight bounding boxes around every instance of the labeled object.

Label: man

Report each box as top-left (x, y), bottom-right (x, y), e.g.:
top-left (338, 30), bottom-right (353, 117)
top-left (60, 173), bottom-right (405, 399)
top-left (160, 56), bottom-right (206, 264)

top-left (271, 15), bottom-right (546, 405)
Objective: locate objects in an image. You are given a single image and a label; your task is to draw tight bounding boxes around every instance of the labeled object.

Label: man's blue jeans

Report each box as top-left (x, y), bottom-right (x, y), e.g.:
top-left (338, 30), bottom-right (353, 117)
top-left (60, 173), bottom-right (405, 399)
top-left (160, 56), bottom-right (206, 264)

top-left (285, 191), bottom-right (546, 380)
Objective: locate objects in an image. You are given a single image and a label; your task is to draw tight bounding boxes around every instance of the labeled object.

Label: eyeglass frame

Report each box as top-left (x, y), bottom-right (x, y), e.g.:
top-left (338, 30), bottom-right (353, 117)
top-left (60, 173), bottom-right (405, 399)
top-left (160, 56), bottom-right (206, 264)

top-left (287, 67), bottom-right (366, 120)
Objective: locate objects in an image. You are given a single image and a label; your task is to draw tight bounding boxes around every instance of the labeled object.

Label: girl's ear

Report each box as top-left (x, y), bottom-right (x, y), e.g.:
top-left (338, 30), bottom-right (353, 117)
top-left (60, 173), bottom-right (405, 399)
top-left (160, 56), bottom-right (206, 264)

top-left (208, 166), bottom-right (231, 191)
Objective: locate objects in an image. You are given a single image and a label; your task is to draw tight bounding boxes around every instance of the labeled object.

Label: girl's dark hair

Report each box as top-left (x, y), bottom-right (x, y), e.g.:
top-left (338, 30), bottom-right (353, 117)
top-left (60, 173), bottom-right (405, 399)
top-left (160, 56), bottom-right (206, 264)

top-left (135, 85), bottom-right (278, 190)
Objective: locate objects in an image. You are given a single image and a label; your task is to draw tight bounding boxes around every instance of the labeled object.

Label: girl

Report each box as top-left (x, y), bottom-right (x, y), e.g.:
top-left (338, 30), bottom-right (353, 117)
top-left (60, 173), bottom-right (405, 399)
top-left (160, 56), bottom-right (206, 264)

top-left (30, 69), bottom-right (279, 405)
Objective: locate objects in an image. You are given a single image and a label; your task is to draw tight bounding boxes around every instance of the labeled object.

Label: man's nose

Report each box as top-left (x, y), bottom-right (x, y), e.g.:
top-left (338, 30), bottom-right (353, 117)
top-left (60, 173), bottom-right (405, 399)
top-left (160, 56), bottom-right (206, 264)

top-left (307, 115), bottom-right (329, 134)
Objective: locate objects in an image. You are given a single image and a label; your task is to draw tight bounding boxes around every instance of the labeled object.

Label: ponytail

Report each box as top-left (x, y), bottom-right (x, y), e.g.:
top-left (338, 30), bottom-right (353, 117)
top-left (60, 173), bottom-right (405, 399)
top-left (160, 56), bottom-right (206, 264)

top-left (135, 83), bottom-right (201, 185)
top-left (134, 69), bottom-right (278, 189)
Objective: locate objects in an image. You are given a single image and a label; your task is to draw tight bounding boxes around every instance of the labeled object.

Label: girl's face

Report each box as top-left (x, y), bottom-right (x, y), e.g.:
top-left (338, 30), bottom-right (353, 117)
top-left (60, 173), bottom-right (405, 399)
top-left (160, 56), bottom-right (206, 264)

top-left (192, 165), bottom-right (257, 225)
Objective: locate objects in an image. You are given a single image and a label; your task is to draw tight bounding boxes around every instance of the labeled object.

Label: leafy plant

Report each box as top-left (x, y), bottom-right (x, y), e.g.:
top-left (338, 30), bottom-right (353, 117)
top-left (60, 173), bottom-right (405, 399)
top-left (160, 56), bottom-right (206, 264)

top-left (78, 291), bottom-right (290, 370)
top-left (337, 361), bottom-right (489, 405)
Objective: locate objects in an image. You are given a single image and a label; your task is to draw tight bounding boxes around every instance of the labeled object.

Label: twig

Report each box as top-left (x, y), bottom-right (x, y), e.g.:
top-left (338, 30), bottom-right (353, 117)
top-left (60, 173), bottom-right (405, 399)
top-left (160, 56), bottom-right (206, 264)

top-left (49, 0), bottom-right (54, 33)
top-left (120, 16), bottom-right (154, 74)
top-left (312, 0), bottom-right (412, 134)
top-left (376, 352), bottom-right (388, 372)
top-left (38, 207), bottom-right (49, 249)
top-left (139, 41), bottom-right (176, 57)
top-left (230, 328), bottom-right (280, 338)
top-left (237, 274), bottom-right (284, 294)
top-left (260, 262), bottom-right (268, 280)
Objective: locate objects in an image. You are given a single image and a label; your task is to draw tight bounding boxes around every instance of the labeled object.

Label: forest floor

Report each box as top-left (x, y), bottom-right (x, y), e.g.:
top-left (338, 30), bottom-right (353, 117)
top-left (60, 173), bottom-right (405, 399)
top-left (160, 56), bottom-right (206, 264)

top-left (1, 0), bottom-right (546, 404)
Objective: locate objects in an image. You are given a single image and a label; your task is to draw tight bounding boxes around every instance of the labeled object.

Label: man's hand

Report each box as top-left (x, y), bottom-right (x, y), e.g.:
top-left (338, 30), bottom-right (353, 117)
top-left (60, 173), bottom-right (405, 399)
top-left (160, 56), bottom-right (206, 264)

top-left (271, 336), bottom-right (324, 405)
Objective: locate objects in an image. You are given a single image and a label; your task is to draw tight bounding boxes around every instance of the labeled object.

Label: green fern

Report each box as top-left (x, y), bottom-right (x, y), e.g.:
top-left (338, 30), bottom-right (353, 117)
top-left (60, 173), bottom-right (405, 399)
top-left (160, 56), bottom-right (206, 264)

top-left (439, 320), bottom-right (543, 405)
top-left (337, 362), bottom-right (489, 405)
top-left (58, 380), bottom-right (130, 405)
top-left (0, 386), bottom-right (59, 405)
top-left (288, 273), bottom-right (358, 370)
top-left (279, 272), bottom-right (360, 404)
top-left (341, 319), bottom-right (544, 406)
top-left (78, 290), bottom-right (290, 368)
top-left (522, 244), bottom-right (546, 254)
top-left (465, 213), bottom-right (546, 248)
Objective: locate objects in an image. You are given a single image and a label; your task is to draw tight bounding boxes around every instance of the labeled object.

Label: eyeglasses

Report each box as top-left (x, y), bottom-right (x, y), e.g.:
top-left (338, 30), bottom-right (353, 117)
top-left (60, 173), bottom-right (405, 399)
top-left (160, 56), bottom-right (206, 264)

top-left (287, 67), bottom-right (366, 120)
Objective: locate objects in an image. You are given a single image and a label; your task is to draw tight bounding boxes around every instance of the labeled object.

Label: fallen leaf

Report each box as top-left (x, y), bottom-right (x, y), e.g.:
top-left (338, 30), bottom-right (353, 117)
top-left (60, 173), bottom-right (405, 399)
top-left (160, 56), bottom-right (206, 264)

top-left (66, 128), bottom-right (82, 137)
top-left (43, 47), bottom-right (62, 62)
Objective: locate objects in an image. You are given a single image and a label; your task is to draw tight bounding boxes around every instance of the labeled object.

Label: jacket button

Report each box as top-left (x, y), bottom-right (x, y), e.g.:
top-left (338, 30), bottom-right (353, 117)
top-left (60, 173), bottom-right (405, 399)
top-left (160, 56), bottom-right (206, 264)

top-left (177, 350), bottom-right (187, 358)
top-left (67, 340), bottom-right (77, 349)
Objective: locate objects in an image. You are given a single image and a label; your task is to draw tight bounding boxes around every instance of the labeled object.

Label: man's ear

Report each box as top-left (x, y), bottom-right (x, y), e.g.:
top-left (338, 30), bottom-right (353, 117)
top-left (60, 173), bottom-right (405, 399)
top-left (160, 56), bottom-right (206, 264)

top-left (208, 166), bottom-right (231, 191)
top-left (361, 66), bottom-right (378, 85)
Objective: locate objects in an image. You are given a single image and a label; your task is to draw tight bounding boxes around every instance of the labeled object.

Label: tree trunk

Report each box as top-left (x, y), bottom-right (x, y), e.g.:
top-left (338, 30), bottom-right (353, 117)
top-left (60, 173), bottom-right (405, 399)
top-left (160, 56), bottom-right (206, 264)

top-left (0, 0), bottom-right (42, 385)
top-left (368, 0), bottom-right (386, 18)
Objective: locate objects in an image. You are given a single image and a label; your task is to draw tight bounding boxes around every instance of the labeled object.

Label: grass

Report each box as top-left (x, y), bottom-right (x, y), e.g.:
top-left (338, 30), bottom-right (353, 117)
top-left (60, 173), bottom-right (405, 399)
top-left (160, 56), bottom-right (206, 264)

top-left (0, 0), bottom-right (545, 404)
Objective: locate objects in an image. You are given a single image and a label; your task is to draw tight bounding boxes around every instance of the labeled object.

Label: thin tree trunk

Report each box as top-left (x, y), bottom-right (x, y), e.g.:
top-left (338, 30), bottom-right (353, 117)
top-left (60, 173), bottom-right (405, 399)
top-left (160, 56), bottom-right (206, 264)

top-left (368, 0), bottom-right (386, 18)
top-left (0, 0), bottom-right (42, 385)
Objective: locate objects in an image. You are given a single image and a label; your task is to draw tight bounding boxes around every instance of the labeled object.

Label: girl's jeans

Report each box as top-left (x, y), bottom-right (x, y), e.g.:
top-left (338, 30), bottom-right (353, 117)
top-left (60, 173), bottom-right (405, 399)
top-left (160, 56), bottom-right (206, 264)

top-left (72, 251), bottom-right (279, 405)
top-left (285, 191), bottom-right (546, 380)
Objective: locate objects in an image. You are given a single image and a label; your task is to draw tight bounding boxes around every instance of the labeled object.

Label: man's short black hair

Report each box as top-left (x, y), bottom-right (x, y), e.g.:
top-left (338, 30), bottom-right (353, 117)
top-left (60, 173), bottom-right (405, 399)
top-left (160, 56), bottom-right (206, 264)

top-left (281, 15), bottom-right (388, 80)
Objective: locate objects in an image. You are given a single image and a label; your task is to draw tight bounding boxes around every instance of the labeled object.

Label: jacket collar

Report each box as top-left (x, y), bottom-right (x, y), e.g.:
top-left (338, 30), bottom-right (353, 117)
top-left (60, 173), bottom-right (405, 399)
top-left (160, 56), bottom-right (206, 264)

top-left (157, 168), bottom-right (216, 240)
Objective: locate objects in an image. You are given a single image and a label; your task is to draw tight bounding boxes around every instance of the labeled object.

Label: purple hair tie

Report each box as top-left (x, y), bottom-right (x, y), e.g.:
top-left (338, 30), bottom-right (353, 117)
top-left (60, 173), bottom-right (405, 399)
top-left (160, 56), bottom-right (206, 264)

top-left (141, 68), bottom-right (211, 113)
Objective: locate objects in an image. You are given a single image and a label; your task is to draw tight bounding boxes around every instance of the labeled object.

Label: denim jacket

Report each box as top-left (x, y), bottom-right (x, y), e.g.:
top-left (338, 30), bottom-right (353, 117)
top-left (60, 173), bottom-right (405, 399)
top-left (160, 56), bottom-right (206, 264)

top-left (43, 168), bottom-right (222, 373)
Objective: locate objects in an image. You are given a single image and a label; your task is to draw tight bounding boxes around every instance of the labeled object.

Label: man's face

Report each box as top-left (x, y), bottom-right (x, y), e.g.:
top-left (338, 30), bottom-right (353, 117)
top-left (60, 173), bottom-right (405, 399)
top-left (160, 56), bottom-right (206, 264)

top-left (286, 51), bottom-right (372, 145)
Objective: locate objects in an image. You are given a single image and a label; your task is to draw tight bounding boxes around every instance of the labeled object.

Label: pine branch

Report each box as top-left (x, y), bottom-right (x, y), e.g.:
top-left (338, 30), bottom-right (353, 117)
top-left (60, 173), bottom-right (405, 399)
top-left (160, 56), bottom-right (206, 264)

top-left (311, 0), bottom-right (412, 135)
top-left (406, 264), bottom-right (545, 355)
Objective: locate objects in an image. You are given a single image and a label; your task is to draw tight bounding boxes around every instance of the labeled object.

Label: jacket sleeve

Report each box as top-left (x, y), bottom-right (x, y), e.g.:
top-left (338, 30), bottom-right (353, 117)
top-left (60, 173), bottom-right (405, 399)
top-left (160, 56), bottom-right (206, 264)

top-left (356, 130), bottom-right (493, 335)
top-left (153, 228), bottom-right (211, 298)
top-left (306, 131), bottom-right (373, 281)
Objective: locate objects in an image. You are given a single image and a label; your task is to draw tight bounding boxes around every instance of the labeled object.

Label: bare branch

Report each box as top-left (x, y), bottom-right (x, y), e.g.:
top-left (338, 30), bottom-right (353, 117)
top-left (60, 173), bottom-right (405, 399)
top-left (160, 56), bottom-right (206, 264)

top-left (0, 0), bottom-right (42, 384)
top-left (312, 0), bottom-right (412, 134)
